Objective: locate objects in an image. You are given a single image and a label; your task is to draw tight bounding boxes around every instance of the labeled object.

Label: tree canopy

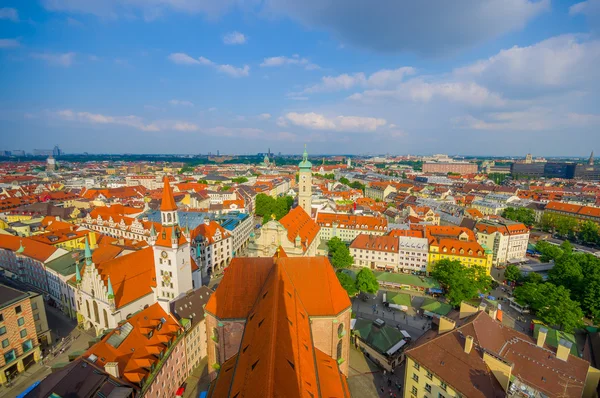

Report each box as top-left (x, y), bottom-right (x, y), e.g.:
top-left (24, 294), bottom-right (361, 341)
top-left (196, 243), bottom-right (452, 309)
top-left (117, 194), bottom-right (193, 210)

top-left (327, 237), bottom-right (354, 269)
top-left (231, 176), bottom-right (248, 184)
top-left (502, 207), bottom-right (535, 226)
top-left (431, 259), bottom-right (492, 307)
top-left (336, 272), bottom-right (358, 296)
top-left (513, 282), bottom-right (583, 332)
top-left (355, 268), bottom-right (379, 294)
top-left (503, 264), bottom-right (522, 283)
top-left (254, 193), bottom-right (294, 223)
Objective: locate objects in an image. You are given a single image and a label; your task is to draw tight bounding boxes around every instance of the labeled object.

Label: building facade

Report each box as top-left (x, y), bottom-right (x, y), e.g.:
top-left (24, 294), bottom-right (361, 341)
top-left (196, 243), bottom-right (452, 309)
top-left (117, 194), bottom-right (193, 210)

top-left (0, 284), bottom-right (44, 385)
top-left (298, 146), bottom-right (313, 215)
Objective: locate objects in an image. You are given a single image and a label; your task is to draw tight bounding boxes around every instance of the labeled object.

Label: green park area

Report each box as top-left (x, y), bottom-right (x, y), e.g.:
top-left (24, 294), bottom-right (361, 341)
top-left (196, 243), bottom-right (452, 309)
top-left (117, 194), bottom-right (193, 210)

top-left (373, 272), bottom-right (440, 290)
top-left (420, 298), bottom-right (453, 316)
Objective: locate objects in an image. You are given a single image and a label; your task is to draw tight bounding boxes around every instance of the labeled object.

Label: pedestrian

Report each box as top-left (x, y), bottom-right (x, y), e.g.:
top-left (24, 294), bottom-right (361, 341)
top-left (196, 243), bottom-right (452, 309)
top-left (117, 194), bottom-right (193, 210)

top-left (383, 369), bottom-right (387, 376)
top-left (380, 386), bottom-right (385, 394)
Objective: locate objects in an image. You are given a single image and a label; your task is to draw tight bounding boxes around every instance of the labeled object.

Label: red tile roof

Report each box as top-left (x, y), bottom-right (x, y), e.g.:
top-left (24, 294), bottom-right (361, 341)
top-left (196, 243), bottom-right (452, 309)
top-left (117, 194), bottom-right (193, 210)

top-left (160, 176), bottom-right (178, 211)
top-left (350, 234), bottom-right (399, 253)
top-left (0, 235), bottom-right (59, 262)
top-left (279, 207), bottom-right (320, 251)
top-left (83, 303), bottom-right (182, 387)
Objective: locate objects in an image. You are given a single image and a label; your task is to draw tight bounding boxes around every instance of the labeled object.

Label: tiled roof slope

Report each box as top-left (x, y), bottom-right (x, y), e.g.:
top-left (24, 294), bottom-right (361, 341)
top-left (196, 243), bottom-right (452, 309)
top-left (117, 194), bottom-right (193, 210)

top-left (406, 312), bottom-right (590, 398)
top-left (0, 234), bottom-right (59, 262)
top-left (279, 206), bottom-right (320, 251)
top-left (208, 258), bottom-right (351, 398)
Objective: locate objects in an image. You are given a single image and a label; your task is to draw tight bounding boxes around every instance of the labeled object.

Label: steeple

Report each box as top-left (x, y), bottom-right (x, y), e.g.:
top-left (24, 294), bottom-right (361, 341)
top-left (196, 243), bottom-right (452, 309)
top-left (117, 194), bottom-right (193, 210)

top-left (16, 240), bottom-right (25, 254)
top-left (589, 151), bottom-right (595, 166)
top-left (84, 237), bottom-right (92, 266)
top-left (160, 176), bottom-right (179, 227)
top-left (160, 176), bottom-right (177, 212)
top-left (107, 276), bottom-right (114, 299)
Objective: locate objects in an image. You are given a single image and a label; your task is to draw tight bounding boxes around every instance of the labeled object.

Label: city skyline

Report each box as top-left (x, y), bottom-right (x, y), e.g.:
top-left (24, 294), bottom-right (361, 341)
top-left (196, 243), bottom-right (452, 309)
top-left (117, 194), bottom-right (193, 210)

top-left (1, 1), bottom-right (600, 155)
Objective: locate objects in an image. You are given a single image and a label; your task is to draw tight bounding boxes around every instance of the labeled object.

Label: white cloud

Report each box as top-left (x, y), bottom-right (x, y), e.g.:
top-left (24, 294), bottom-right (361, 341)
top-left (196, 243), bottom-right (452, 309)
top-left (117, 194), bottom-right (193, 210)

top-left (223, 31), bottom-right (247, 45)
top-left (257, 113), bottom-right (271, 120)
top-left (0, 7), bottom-right (19, 22)
top-left (168, 52), bottom-right (200, 65)
top-left (169, 99), bottom-right (194, 107)
top-left (30, 52), bottom-right (76, 67)
top-left (168, 53), bottom-right (249, 77)
top-left (454, 35), bottom-right (600, 96)
top-left (66, 17), bottom-right (84, 27)
top-left (0, 39), bottom-right (20, 49)
top-left (570, 0), bottom-right (600, 22)
top-left (284, 112), bottom-right (386, 132)
top-left (355, 80), bottom-right (506, 108)
top-left (265, 0), bottom-right (549, 54)
top-left (55, 109), bottom-right (160, 131)
top-left (299, 67), bottom-right (415, 94)
top-left (172, 122), bottom-right (199, 131)
top-left (260, 55), bottom-right (320, 70)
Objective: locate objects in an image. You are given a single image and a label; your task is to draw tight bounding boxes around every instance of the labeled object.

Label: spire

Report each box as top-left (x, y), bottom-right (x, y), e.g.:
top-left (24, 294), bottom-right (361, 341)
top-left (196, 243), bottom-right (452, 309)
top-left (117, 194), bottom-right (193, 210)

top-left (160, 176), bottom-right (177, 211)
top-left (84, 237), bottom-right (92, 265)
top-left (16, 239), bottom-right (25, 254)
top-left (107, 276), bottom-right (114, 299)
top-left (150, 223), bottom-right (157, 237)
top-left (75, 262), bottom-right (81, 283)
top-left (589, 151), bottom-right (595, 166)
top-left (303, 144), bottom-right (308, 161)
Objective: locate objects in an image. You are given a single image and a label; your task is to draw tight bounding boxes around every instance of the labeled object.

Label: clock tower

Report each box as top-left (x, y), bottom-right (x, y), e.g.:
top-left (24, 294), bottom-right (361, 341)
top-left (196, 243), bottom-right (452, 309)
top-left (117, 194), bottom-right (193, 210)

top-left (298, 145), bottom-right (313, 215)
top-left (152, 176), bottom-right (193, 312)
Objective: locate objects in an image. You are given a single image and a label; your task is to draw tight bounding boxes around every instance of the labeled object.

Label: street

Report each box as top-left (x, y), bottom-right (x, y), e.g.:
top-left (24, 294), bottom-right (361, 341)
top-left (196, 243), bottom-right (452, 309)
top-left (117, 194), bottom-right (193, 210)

top-left (0, 297), bottom-right (95, 397)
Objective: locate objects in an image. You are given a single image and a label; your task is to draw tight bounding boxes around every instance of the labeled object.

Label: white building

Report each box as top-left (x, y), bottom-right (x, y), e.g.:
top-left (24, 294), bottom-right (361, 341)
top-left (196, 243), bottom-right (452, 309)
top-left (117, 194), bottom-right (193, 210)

top-left (398, 236), bottom-right (429, 273)
top-left (191, 219), bottom-right (233, 275)
top-left (350, 235), bottom-right (399, 271)
top-left (475, 221), bottom-right (530, 265)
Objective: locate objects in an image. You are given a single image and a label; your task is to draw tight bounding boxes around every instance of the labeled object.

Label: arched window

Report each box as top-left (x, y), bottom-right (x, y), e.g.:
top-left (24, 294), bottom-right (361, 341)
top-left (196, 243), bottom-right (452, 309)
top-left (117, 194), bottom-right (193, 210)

top-left (86, 300), bottom-right (90, 318)
top-left (93, 301), bottom-right (100, 324)
top-left (103, 308), bottom-right (109, 329)
top-left (338, 323), bottom-right (344, 337)
top-left (167, 213), bottom-right (172, 223)
top-left (337, 339), bottom-right (343, 359)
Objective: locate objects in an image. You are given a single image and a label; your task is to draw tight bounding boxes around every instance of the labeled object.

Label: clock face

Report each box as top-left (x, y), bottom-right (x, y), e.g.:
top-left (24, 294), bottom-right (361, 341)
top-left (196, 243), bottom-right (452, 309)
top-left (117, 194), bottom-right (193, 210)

top-left (162, 274), bottom-right (171, 284)
top-left (302, 175), bottom-right (306, 180)
top-left (161, 251), bottom-right (168, 259)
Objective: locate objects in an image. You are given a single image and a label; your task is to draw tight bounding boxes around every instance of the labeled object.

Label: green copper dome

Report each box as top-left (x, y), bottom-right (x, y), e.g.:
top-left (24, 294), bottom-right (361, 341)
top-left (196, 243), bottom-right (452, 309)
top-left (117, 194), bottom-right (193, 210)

top-left (298, 145), bottom-right (312, 170)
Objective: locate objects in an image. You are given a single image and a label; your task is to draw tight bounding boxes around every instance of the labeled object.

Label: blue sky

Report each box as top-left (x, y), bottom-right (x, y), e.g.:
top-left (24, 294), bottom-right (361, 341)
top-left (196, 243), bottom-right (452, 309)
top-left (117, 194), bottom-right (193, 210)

top-left (1, 0), bottom-right (600, 156)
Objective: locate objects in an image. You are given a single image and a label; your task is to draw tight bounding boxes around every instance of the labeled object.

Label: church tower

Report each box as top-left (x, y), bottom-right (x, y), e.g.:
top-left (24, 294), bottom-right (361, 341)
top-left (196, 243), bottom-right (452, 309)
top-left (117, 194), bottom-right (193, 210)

top-left (153, 176), bottom-right (193, 312)
top-left (589, 151), bottom-right (595, 166)
top-left (298, 145), bottom-right (313, 215)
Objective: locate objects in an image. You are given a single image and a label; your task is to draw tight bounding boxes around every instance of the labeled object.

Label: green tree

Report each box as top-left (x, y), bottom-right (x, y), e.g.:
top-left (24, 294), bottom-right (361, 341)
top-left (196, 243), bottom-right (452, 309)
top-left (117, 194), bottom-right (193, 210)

top-left (579, 221), bottom-right (599, 244)
top-left (198, 179), bottom-right (208, 184)
top-left (582, 280), bottom-right (600, 324)
top-left (349, 181), bottom-right (365, 192)
top-left (339, 177), bottom-right (350, 185)
top-left (336, 272), bottom-right (358, 296)
top-left (535, 241), bottom-right (563, 263)
top-left (502, 207), bottom-right (535, 226)
top-left (524, 272), bottom-right (544, 284)
top-left (431, 259), bottom-right (490, 307)
top-left (504, 265), bottom-right (522, 283)
top-left (327, 237), bottom-right (354, 269)
top-left (231, 177), bottom-right (248, 184)
top-left (401, 172), bottom-right (407, 179)
top-left (355, 268), bottom-right (379, 294)
top-left (254, 194), bottom-right (294, 223)
top-left (514, 283), bottom-right (583, 332)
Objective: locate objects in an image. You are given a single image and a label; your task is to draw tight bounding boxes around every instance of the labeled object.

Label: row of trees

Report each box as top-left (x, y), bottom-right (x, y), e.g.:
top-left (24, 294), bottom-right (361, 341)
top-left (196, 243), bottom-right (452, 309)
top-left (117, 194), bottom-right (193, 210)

top-left (336, 268), bottom-right (379, 296)
top-left (327, 237), bottom-right (354, 269)
top-left (510, 240), bottom-right (600, 331)
top-left (339, 177), bottom-right (366, 192)
top-left (431, 259), bottom-right (492, 307)
top-left (540, 213), bottom-right (600, 244)
top-left (313, 173), bottom-right (335, 180)
top-left (254, 194), bottom-right (294, 223)
top-left (501, 207), bottom-right (536, 227)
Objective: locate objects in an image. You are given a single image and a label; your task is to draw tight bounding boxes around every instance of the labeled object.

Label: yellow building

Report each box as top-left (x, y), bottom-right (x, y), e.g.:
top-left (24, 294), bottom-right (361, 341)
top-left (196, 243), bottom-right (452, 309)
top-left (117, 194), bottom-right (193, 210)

top-left (425, 226), bottom-right (493, 275)
top-left (403, 309), bottom-right (600, 398)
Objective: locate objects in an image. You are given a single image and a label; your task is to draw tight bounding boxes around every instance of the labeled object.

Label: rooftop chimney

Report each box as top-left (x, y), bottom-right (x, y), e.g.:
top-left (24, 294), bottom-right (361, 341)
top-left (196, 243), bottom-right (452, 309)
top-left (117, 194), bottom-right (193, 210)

top-left (104, 362), bottom-right (120, 378)
top-left (556, 339), bottom-right (572, 362)
top-left (464, 335), bottom-right (474, 354)
top-left (536, 327), bottom-right (548, 348)
top-left (438, 315), bottom-right (456, 334)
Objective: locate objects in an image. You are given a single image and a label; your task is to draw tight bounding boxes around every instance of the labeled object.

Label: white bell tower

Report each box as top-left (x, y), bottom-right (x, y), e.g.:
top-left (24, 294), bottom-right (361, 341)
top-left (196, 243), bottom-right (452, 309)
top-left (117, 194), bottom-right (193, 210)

top-left (153, 176), bottom-right (193, 312)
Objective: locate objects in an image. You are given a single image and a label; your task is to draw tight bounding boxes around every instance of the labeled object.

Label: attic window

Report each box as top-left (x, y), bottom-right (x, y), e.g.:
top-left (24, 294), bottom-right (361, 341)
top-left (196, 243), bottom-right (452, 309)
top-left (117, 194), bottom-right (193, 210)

top-left (262, 291), bottom-right (268, 299)
top-left (287, 291), bottom-right (292, 298)
top-left (287, 359), bottom-right (295, 370)
top-left (251, 360), bottom-right (259, 371)
top-left (288, 318), bottom-right (293, 326)
top-left (233, 393), bottom-right (240, 398)
top-left (258, 319), bottom-right (265, 328)
top-left (243, 345), bottom-right (249, 353)
top-left (249, 313), bottom-right (255, 321)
